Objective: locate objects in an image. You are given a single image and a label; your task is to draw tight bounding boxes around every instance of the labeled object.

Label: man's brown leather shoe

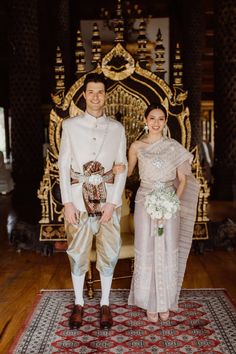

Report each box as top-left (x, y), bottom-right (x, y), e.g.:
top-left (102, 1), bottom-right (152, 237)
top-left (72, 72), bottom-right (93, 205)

top-left (69, 305), bottom-right (83, 329)
top-left (100, 305), bottom-right (113, 329)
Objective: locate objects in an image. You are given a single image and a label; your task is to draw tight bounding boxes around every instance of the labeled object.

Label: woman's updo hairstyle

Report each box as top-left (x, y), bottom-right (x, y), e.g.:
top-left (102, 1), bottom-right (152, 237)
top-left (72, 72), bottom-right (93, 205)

top-left (144, 103), bottom-right (168, 119)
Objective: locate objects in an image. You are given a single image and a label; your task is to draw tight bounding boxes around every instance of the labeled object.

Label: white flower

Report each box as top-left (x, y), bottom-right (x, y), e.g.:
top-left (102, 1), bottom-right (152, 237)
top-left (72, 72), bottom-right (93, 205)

top-left (144, 184), bottom-right (180, 236)
top-left (165, 212), bottom-right (172, 219)
top-left (88, 174), bottom-right (103, 185)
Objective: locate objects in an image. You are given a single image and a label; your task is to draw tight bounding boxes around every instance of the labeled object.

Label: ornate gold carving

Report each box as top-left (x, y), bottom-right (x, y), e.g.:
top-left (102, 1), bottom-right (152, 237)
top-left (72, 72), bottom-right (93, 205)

top-left (102, 43), bottom-right (135, 80)
top-left (175, 107), bottom-right (191, 149)
top-left (48, 110), bottom-right (63, 158)
top-left (75, 29), bottom-right (86, 76)
top-left (137, 21), bottom-right (148, 65)
top-left (51, 89), bottom-right (64, 107)
top-left (173, 43), bottom-right (183, 89)
top-left (173, 87), bottom-right (188, 104)
top-left (69, 100), bottom-right (84, 118)
top-left (135, 63), bottom-right (173, 99)
top-left (191, 145), bottom-right (210, 239)
top-left (113, 0), bottom-right (125, 43)
top-left (38, 149), bottom-right (63, 232)
top-left (40, 224), bottom-right (66, 241)
top-left (201, 100), bottom-right (214, 148)
top-left (161, 97), bottom-right (169, 114)
top-left (193, 223), bottom-right (209, 240)
top-left (92, 23), bottom-right (102, 65)
top-left (62, 75), bottom-right (86, 110)
top-left (105, 83), bottom-right (147, 147)
top-left (39, 34), bottom-right (207, 242)
top-left (154, 28), bottom-right (166, 74)
top-left (52, 46), bottom-right (65, 107)
top-left (54, 46), bottom-right (65, 91)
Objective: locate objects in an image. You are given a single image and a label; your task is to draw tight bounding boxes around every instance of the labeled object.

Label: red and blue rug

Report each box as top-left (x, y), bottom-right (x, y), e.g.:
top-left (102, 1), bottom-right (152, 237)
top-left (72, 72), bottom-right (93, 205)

top-left (10, 289), bottom-right (236, 353)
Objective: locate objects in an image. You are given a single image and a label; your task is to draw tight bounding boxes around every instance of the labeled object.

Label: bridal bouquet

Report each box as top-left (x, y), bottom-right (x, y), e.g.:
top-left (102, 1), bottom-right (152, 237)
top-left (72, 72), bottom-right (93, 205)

top-left (144, 183), bottom-right (180, 236)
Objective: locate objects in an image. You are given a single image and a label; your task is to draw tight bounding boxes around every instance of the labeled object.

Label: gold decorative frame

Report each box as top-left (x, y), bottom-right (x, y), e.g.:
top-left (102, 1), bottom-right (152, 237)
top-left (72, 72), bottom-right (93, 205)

top-left (38, 43), bottom-right (209, 241)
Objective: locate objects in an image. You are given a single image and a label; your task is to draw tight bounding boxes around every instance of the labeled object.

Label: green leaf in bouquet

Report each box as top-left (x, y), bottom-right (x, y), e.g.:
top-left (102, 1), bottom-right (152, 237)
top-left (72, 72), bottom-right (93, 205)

top-left (157, 227), bottom-right (164, 236)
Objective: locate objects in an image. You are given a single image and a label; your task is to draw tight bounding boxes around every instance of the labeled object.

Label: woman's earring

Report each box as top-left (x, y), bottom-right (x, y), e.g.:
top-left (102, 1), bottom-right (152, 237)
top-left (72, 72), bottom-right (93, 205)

top-left (144, 124), bottom-right (149, 133)
top-left (163, 125), bottom-right (168, 137)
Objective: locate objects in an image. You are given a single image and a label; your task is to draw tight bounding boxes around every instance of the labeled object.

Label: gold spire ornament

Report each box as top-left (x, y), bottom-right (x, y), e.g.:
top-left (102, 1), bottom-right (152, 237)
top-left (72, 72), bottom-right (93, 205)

top-left (113, 0), bottom-right (125, 43)
top-left (51, 46), bottom-right (65, 107)
top-left (173, 43), bottom-right (183, 89)
top-left (91, 23), bottom-right (102, 65)
top-left (75, 29), bottom-right (86, 76)
top-left (137, 21), bottom-right (148, 67)
top-left (154, 28), bottom-right (166, 78)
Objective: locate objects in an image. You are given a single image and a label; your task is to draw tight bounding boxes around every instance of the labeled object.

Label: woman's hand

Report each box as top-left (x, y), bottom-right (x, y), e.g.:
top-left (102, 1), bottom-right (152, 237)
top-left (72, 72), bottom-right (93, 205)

top-left (112, 163), bottom-right (126, 175)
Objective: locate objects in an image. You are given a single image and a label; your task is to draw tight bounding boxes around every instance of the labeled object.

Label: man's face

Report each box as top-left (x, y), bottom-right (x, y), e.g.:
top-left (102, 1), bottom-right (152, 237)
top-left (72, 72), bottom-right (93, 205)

top-left (83, 82), bottom-right (106, 115)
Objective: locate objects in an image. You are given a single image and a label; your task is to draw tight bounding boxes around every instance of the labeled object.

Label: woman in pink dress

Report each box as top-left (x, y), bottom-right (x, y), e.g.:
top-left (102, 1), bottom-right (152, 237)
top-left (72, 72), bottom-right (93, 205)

top-left (126, 103), bottom-right (199, 322)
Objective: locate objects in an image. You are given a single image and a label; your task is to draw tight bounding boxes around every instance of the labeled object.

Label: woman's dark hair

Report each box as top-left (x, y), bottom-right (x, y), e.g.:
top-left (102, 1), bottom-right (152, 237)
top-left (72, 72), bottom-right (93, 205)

top-left (83, 73), bottom-right (107, 92)
top-left (144, 103), bottom-right (168, 119)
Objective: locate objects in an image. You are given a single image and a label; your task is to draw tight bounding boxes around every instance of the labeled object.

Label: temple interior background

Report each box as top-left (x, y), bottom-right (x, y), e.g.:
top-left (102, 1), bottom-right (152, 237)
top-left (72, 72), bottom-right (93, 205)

top-left (0, 0), bottom-right (236, 352)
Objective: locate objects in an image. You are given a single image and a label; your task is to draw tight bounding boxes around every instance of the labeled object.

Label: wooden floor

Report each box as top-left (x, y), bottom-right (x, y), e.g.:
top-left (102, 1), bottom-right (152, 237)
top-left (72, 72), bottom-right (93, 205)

top-left (0, 194), bottom-right (236, 353)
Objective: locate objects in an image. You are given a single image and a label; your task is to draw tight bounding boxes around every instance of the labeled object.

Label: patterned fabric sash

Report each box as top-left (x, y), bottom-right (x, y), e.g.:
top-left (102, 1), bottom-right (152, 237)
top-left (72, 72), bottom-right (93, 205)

top-left (71, 161), bottom-right (114, 216)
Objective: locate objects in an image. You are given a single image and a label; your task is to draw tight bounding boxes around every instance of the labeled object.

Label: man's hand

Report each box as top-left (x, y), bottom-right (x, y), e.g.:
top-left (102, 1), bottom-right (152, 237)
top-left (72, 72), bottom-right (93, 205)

top-left (64, 202), bottom-right (78, 224)
top-left (99, 203), bottom-right (116, 224)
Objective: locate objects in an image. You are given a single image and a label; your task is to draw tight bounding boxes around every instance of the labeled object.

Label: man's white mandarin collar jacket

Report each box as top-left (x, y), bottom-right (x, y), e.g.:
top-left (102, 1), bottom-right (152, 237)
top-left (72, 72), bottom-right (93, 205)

top-left (58, 111), bottom-right (127, 211)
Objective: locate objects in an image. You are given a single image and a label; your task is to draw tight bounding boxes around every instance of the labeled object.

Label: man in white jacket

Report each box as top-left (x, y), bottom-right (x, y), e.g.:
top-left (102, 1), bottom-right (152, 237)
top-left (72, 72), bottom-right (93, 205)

top-left (58, 73), bottom-right (127, 330)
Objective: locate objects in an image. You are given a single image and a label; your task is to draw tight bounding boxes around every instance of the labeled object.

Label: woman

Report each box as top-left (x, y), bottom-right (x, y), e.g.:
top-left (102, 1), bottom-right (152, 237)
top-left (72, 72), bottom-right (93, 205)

top-left (116, 103), bottom-right (199, 322)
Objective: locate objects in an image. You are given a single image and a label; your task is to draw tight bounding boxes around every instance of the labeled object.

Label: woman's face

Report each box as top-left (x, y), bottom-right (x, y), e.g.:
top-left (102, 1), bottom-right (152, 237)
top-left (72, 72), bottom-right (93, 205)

top-left (145, 108), bottom-right (167, 134)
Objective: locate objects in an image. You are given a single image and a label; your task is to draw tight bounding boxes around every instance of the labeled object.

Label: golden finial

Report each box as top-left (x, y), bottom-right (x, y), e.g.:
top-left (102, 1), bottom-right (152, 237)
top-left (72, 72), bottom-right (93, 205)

top-left (173, 42), bottom-right (183, 88)
top-left (52, 46), bottom-right (65, 106)
top-left (54, 46), bottom-right (65, 92)
top-left (91, 23), bottom-right (102, 65)
top-left (114, 0), bottom-right (125, 43)
top-left (137, 21), bottom-right (148, 67)
top-left (154, 28), bottom-right (166, 78)
top-left (75, 29), bottom-right (86, 77)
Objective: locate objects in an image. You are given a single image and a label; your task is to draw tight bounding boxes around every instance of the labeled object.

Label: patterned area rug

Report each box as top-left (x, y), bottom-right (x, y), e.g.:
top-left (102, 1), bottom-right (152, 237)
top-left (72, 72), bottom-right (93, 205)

top-left (10, 289), bottom-right (236, 354)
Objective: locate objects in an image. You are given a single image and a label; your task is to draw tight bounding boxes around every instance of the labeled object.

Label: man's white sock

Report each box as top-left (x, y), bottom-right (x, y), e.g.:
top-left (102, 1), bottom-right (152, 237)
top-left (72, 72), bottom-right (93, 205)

top-left (71, 272), bottom-right (85, 306)
top-left (100, 273), bottom-right (113, 306)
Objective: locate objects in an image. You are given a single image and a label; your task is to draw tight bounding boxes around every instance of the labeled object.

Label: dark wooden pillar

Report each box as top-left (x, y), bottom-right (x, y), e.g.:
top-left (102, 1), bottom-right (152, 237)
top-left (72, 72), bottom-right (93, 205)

top-left (9, 0), bottom-right (44, 222)
top-left (213, 0), bottom-right (236, 200)
top-left (57, 0), bottom-right (72, 89)
top-left (182, 0), bottom-right (204, 149)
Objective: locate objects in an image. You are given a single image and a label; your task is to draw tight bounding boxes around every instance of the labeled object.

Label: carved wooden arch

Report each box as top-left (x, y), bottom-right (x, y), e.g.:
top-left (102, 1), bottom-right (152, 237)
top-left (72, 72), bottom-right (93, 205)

top-left (49, 44), bottom-right (190, 158)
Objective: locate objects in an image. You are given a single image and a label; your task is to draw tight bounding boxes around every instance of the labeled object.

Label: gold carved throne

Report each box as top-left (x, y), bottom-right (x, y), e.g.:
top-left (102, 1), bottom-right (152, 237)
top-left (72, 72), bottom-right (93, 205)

top-left (38, 16), bottom-right (209, 299)
top-left (38, 41), bottom-right (209, 241)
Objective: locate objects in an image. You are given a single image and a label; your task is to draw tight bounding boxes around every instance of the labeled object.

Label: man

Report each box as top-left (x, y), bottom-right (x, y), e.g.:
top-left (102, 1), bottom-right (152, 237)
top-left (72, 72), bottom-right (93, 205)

top-left (58, 73), bottom-right (127, 330)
